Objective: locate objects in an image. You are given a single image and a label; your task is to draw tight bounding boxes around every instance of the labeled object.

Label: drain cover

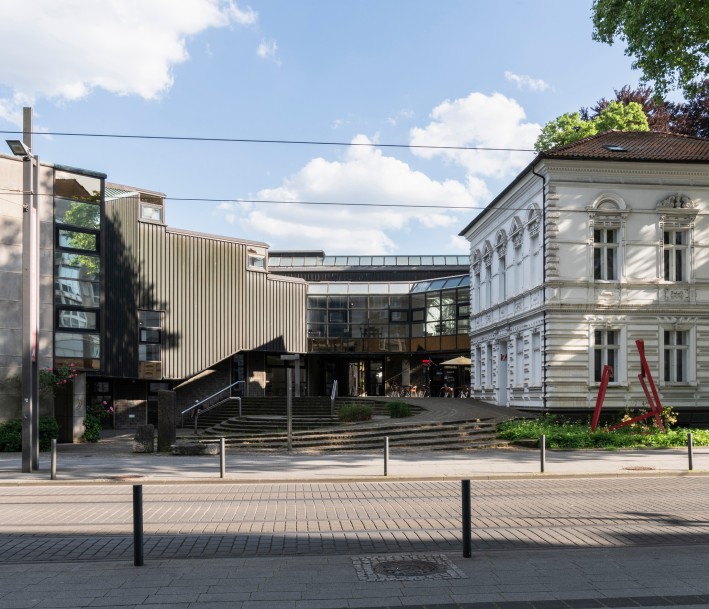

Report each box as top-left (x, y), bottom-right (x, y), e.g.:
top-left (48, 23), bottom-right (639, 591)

top-left (373, 559), bottom-right (445, 577)
top-left (622, 466), bottom-right (655, 471)
top-left (352, 554), bottom-right (467, 582)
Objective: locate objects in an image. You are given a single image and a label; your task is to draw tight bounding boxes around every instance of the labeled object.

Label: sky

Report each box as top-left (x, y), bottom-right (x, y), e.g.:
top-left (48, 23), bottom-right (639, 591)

top-left (0, 0), bottom-right (642, 255)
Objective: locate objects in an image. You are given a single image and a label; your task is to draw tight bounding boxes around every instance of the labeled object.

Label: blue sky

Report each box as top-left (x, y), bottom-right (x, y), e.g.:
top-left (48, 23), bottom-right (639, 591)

top-left (0, 0), bottom-right (640, 254)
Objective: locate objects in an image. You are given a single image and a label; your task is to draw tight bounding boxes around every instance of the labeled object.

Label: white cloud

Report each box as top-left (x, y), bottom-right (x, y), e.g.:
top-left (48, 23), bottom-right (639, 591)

top-left (256, 39), bottom-right (279, 62)
top-left (504, 71), bottom-right (549, 92)
top-left (386, 108), bottom-right (415, 127)
top-left (409, 91), bottom-right (539, 179)
top-left (218, 134), bottom-right (489, 254)
top-left (0, 0), bottom-right (257, 122)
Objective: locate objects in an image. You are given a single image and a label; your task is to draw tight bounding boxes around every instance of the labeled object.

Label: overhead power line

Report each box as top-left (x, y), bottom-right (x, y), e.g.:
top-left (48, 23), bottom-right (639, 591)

top-left (0, 129), bottom-right (536, 153)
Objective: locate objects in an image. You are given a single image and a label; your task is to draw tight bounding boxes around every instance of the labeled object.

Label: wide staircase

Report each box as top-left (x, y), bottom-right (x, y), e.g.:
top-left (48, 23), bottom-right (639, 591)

top-left (178, 396), bottom-right (508, 452)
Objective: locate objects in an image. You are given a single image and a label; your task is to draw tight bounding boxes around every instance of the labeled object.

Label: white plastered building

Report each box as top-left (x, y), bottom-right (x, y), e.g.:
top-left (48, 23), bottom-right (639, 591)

top-left (460, 131), bottom-right (709, 418)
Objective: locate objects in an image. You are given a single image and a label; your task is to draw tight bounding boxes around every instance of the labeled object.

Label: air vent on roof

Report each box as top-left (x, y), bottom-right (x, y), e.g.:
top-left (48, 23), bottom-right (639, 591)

top-left (603, 144), bottom-right (627, 152)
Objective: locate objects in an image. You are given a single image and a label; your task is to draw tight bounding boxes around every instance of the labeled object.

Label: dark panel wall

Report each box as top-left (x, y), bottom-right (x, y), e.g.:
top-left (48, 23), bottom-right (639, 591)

top-left (104, 195), bottom-right (140, 378)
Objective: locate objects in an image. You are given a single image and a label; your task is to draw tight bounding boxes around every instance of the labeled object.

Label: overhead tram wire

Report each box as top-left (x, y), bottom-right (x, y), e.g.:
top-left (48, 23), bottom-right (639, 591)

top-left (0, 129), bottom-right (536, 153)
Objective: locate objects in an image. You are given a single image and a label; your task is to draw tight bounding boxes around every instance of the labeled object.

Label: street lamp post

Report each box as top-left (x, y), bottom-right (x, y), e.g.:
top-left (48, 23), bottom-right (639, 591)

top-left (6, 107), bottom-right (39, 472)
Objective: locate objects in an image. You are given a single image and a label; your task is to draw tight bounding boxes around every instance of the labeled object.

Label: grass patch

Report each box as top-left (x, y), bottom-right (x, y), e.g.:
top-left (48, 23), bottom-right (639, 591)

top-left (338, 404), bottom-right (373, 422)
top-left (387, 400), bottom-right (413, 418)
top-left (497, 414), bottom-right (709, 449)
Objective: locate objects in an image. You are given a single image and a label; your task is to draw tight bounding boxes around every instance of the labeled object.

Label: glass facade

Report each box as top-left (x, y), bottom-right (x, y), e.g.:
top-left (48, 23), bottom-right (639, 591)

top-left (53, 170), bottom-right (103, 370)
top-left (307, 276), bottom-right (470, 354)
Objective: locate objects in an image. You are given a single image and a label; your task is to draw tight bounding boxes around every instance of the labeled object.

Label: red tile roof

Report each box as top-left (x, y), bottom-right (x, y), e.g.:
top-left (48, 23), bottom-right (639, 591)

top-left (542, 130), bottom-right (709, 162)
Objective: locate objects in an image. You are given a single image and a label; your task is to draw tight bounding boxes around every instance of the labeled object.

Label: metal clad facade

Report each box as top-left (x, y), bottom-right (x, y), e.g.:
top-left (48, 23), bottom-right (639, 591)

top-left (104, 195), bottom-right (140, 378)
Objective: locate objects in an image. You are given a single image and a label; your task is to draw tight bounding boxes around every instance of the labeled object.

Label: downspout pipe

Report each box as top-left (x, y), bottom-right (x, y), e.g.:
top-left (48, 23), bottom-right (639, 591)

top-left (531, 165), bottom-right (547, 412)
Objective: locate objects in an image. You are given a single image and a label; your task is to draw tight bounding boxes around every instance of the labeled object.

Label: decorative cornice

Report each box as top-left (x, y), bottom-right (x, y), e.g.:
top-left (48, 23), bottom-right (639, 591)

top-left (657, 193), bottom-right (696, 210)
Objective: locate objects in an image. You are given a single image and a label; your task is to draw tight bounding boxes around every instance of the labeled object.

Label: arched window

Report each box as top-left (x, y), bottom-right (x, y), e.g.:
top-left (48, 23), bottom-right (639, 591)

top-left (588, 194), bottom-right (628, 282)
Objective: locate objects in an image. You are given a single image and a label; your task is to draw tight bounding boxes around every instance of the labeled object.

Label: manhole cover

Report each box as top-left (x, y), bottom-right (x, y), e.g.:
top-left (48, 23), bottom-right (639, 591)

top-left (622, 466), bottom-right (655, 471)
top-left (373, 559), bottom-right (444, 577)
top-left (352, 554), bottom-right (467, 582)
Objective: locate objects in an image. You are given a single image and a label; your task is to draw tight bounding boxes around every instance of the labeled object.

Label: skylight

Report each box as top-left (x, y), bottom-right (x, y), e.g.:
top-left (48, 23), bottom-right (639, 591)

top-left (603, 144), bottom-right (627, 152)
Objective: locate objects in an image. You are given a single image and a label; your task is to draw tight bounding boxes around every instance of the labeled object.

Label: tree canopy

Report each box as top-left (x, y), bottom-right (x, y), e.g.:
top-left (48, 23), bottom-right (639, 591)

top-left (592, 0), bottom-right (709, 97)
top-left (534, 101), bottom-right (649, 152)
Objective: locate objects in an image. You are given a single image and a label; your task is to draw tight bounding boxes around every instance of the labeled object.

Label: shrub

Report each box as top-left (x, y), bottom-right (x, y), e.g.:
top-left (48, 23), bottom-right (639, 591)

top-left (0, 417), bottom-right (59, 452)
top-left (82, 403), bottom-right (104, 442)
top-left (387, 400), bottom-right (412, 418)
top-left (496, 414), bottom-right (709, 449)
top-left (39, 417), bottom-right (59, 450)
top-left (0, 419), bottom-right (22, 452)
top-left (338, 404), bottom-right (373, 422)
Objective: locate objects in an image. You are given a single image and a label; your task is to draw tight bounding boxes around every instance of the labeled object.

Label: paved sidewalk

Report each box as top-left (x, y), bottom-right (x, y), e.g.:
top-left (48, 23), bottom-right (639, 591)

top-left (1, 544), bottom-right (708, 608)
top-left (0, 433), bottom-right (706, 483)
top-left (2, 435), bottom-right (709, 609)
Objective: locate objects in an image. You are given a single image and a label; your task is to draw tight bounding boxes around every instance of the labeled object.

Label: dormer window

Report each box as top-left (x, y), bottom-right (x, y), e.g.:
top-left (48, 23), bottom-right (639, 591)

top-left (247, 246), bottom-right (267, 271)
top-left (140, 202), bottom-right (163, 223)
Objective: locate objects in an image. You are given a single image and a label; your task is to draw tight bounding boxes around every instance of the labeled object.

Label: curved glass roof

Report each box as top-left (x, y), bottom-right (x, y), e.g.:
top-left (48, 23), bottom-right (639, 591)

top-left (411, 274), bottom-right (470, 293)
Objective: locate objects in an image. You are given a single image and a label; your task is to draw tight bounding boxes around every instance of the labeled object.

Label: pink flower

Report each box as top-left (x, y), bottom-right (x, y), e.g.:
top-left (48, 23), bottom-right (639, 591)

top-left (108, 407), bottom-right (114, 413)
top-left (102, 400), bottom-right (107, 405)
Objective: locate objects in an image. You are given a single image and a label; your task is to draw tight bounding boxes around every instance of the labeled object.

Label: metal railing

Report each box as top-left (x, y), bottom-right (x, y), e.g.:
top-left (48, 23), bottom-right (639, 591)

top-left (330, 379), bottom-right (338, 417)
top-left (180, 380), bottom-right (244, 431)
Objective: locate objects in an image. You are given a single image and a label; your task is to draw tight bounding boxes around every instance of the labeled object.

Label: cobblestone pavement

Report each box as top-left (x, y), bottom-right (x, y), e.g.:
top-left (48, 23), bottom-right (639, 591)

top-left (1, 476), bottom-right (708, 564)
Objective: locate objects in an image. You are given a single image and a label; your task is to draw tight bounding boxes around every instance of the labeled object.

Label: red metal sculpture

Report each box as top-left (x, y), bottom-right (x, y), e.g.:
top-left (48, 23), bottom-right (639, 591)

top-left (591, 339), bottom-right (665, 432)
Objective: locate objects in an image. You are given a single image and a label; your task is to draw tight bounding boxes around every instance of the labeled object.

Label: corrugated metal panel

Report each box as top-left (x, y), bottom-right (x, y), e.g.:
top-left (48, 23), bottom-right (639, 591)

top-left (103, 195), bottom-right (140, 378)
top-left (103, 206), bottom-right (307, 381)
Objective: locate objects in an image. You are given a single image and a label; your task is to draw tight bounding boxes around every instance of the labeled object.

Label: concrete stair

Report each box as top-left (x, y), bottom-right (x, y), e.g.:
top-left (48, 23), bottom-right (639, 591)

top-left (191, 397), bottom-right (412, 430)
top-left (177, 396), bottom-right (509, 452)
top-left (192, 418), bottom-right (505, 452)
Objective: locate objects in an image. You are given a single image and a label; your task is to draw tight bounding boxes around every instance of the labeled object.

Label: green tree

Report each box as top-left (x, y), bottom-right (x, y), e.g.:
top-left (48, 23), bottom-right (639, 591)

top-left (592, 0), bottom-right (709, 98)
top-left (535, 101), bottom-right (649, 152)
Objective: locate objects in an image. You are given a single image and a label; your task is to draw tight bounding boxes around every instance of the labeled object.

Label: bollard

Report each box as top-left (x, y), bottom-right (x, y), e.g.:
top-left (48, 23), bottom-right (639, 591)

top-left (688, 432), bottom-right (694, 471)
top-left (461, 480), bottom-right (472, 558)
top-left (133, 485), bottom-right (144, 567)
top-left (220, 437), bottom-right (226, 479)
top-left (50, 439), bottom-right (57, 480)
top-left (384, 436), bottom-right (389, 476)
top-left (540, 434), bottom-right (546, 473)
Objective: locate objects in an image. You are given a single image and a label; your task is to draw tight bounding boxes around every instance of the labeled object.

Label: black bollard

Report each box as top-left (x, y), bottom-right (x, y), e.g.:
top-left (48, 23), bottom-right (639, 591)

top-left (50, 439), bottom-right (57, 480)
top-left (384, 436), bottom-right (389, 476)
top-left (133, 485), bottom-right (144, 566)
top-left (688, 433), bottom-right (694, 471)
top-left (220, 438), bottom-right (226, 479)
top-left (462, 479), bottom-right (472, 558)
top-left (540, 434), bottom-right (546, 473)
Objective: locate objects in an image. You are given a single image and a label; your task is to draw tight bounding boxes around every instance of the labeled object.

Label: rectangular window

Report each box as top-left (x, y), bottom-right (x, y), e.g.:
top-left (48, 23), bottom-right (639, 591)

top-left (663, 230), bottom-right (688, 282)
top-left (138, 310), bottom-right (162, 362)
top-left (515, 335), bottom-right (525, 387)
top-left (593, 228), bottom-right (617, 280)
top-left (474, 346), bottom-right (482, 387)
top-left (140, 203), bottom-right (163, 223)
top-left (55, 332), bottom-right (100, 359)
top-left (531, 333), bottom-right (541, 386)
top-left (664, 330), bottom-right (688, 383)
top-left (389, 310), bottom-right (408, 322)
top-left (473, 270), bottom-right (481, 312)
top-left (486, 344), bottom-right (493, 386)
top-left (58, 228), bottom-right (98, 252)
top-left (594, 329), bottom-right (619, 382)
top-left (57, 309), bottom-right (98, 330)
top-left (55, 198), bottom-right (100, 230)
top-left (498, 256), bottom-right (506, 300)
top-left (484, 266), bottom-right (491, 308)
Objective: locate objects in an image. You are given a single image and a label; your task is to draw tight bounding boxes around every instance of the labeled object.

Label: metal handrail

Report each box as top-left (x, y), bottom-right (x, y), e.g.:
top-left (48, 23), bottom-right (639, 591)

top-left (180, 380), bottom-right (245, 430)
top-left (330, 379), bottom-right (338, 417)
